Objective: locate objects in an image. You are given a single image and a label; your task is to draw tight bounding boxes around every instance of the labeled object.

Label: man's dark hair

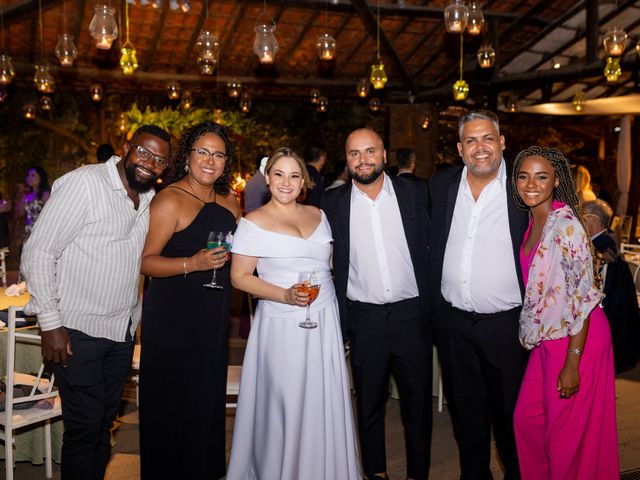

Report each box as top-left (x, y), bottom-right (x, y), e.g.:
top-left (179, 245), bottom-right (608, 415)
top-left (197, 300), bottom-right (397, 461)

top-left (305, 142), bottom-right (326, 164)
top-left (396, 148), bottom-right (415, 169)
top-left (96, 144), bottom-right (115, 163)
top-left (131, 124), bottom-right (172, 144)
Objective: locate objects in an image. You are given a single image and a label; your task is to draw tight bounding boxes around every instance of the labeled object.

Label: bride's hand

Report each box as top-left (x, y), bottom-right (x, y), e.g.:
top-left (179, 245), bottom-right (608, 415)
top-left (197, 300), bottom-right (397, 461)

top-left (285, 284), bottom-right (310, 306)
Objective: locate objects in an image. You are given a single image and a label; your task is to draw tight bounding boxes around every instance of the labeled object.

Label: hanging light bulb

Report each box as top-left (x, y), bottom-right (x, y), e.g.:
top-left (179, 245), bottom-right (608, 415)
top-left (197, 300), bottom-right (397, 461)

top-left (603, 27), bottom-right (627, 57)
top-left (253, 13), bottom-right (279, 64)
top-left (356, 77), bottom-right (370, 98)
top-left (181, 90), bottom-right (193, 110)
top-left (369, 97), bottom-right (382, 112)
top-left (477, 44), bottom-right (495, 68)
top-left (0, 54), bottom-right (15, 85)
top-left (55, 33), bottom-right (78, 67)
top-left (309, 89), bottom-right (321, 104)
top-left (33, 63), bottom-right (55, 94)
top-left (120, 0), bottom-right (138, 74)
top-left (571, 91), bottom-right (586, 112)
top-left (166, 81), bottom-right (181, 100)
top-left (226, 79), bottom-right (242, 98)
top-left (506, 95), bottom-right (518, 112)
top-left (89, 83), bottom-right (104, 102)
top-left (196, 30), bottom-right (220, 75)
top-left (0, 87), bottom-right (7, 103)
top-left (24, 103), bottom-right (36, 120)
top-left (89, 4), bottom-right (118, 50)
top-left (370, 63), bottom-right (388, 89)
top-left (444, 0), bottom-right (469, 34)
top-left (604, 56), bottom-right (622, 82)
top-left (118, 112), bottom-right (129, 134)
top-left (40, 95), bottom-right (53, 111)
top-left (452, 32), bottom-right (468, 101)
top-left (420, 115), bottom-right (430, 130)
top-left (316, 33), bottom-right (337, 61)
top-left (317, 96), bottom-right (329, 113)
top-left (240, 92), bottom-right (251, 113)
top-left (466, 2), bottom-right (484, 35)
top-left (180, 0), bottom-right (191, 13)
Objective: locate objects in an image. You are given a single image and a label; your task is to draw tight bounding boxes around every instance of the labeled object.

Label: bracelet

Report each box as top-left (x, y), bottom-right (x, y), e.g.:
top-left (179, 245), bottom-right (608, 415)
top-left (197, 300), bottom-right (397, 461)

top-left (183, 257), bottom-right (189, 278)
top-left (568, 347), bottom-right (582, 357)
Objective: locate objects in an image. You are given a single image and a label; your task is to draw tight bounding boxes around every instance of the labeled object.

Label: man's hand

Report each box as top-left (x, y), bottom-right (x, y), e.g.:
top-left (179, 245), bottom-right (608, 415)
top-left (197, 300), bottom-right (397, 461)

top-left (41, 327), bottom-right (73, 365)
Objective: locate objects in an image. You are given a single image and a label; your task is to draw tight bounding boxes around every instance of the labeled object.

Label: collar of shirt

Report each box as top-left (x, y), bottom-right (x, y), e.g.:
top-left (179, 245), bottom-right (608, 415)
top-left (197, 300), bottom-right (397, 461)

top-left (460, 158), bottom-right (507, 196)
top-left (350, 172), bottom-right (394, 204)
top-left (591, 229), bottom-right (608, 240)
top-left (105, 155), bottom-right (155, 207)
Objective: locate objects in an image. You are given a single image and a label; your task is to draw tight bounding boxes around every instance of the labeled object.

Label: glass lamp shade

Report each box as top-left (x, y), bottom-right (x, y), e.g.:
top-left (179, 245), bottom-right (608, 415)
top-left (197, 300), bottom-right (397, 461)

top-left (452, 79), bottom-right (469, 101)
top-left (309, 89), bottom-right (320, 104)
top-left (603, 27), bottom-right (627, 57)
top-left (466, 2), bottom-right (484, 35)
top-left (316, 33), bottom-right (337, 61)
top-left (89, 83), bottom-right (104, 102)
top-left (444, 0), bottom-right (469, 34)
top-left (571, 91), bottom-right (586, 112)
top-left (253, 22), bottom-right (279, 64)
top-left (604, 56), bottom-right (622, 82)
top-left (181, 90), bottom-right (193, 110)
top-left (356, 77), bottom-right (370, 98)
top-left (120, 46), bottom-right (139, 75)
top-left (33, 64), bottom-right (55, 94)
top-left (89, 4), bottom-right (118, 50)
top-left (370, 62), bottom-right (388, 89)
top-left (227, 79), bottom-right (242, 98)
top-left (166, 81), bottom-right (181, 100)
top-left (24, 104), bottom-right (37, 120)
top-left (40, 95), bottom-right (53, 111)
top-left (477, 45), bottom-right (495, 68)
top-left (369, 97), bottom-right (382, 112)
top-left (240, 93), bottom-right (251, 113)
top-left (317, 96), bottom-right (329, 113)
top-left (420, 115), bottom-right (430, 130)
top-left (196, 30), bottom-right (220, 75)
top-left (0, 54), bottom-right (15, 85)
top-left (55, 33), bottom-right (77, 67)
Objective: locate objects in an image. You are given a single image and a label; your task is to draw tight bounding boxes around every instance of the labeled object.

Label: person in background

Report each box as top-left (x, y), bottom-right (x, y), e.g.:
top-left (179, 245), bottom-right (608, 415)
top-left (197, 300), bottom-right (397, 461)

top-left (97, 143), bottom-right (116, 163)
top-left (243, 153), bottom-right (269, 213)
top-left (303, 142), bottom-right (326, 207)
top-left (326, 161), bottom-right (348, 190)
top-left (512, 146), bottom-right (618, 480)
top-left (21, 125), bottom-right (171, 480)
top-left (572, 164), bottom-right (596, 203)
top-left (583, 198), bottom-right (640, 374)
top-left (0, 192), bottom-right (11, 249)
top-left (139, 121), bottom-right (240, 480)
top-left (19, 166), bottom-right (50, 243)
top-left (396, 147), bottom-right (419, 179)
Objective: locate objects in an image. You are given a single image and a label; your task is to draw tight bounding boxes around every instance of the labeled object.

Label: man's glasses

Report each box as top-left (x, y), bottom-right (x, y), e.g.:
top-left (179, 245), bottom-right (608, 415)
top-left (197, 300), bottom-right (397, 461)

top-left (130, 144), bottom-right (169, 169)
top-left (190, 147), bottom-right (227, 163)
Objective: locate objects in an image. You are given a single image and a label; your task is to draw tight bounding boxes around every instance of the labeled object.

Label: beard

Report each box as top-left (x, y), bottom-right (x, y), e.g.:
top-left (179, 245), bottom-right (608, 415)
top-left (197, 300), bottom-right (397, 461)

top-left (124, 152), bottom-right (158, 193)
top-left (348, 163), bottom-right (384, 185)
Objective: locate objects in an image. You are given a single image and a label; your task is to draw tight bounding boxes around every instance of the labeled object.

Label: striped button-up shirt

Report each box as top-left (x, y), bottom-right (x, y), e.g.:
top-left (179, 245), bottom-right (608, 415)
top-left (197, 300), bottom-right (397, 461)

top-left (22, 156), bottom-right (154, 342)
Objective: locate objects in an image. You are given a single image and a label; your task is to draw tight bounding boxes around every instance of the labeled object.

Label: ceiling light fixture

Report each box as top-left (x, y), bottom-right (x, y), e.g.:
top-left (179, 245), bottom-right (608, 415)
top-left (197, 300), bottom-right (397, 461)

top-left (120, 0), bottom-right (139, 74)
top-left (466, 2), bottom-right (484, 35)
top-left (369, 0), bottom-right (387, 89)
top-left (452, 32), bottom-right (468, 101)
top-left (89, 4), bottom-right (118, 50)
top-left (477, 44), bottom-right (495, 68)
top-left (166, 81), bottom-right (181, 100)
top-left (356, 77), bottom-right (370, 98)
top-left (316, 1), bottom-right (336, 61)
top-left (253, 2), bottom-right (279, 64)
top-left (0, 0), bottom-right (15, 86)
top-left (55, 0), bottom-right (77, 66)
top-left (89, 83), bottom-right (103, 101)
top-left (34, 0), bottom-right (55, 94)
top-left (444, 0), bottom-right (469, 34)
top-left (571, 91), bottom-right (586, 112)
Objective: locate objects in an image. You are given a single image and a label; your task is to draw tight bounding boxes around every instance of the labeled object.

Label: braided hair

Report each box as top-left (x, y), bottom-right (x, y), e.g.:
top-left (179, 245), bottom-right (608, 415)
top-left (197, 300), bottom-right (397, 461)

top-left (166, 121), bottom-right (232, 195)
top-left (511, 145), bottom-right (601, 287)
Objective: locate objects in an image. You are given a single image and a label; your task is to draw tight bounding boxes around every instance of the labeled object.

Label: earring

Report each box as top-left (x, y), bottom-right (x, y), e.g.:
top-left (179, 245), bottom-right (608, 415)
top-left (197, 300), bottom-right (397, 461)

top-left (184, 163), bottom-right (189, 172)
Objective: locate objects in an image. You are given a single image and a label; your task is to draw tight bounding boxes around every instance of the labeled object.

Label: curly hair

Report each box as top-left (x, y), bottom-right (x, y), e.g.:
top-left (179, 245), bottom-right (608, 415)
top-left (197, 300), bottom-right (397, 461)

top-left (512, 145), bottom-right (600, 286)
top-left (166, 121), bottom-right (232, 195)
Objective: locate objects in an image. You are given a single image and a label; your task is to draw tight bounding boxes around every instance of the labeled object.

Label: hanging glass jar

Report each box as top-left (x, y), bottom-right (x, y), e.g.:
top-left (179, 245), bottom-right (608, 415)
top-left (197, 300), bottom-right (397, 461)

top-left (226, 79), bottom-right (242, 98)
top-left (33, 63), bottom-right (55, 94)
top-left (571, 92), bottom-right (586, 112)
top-left (603, 56), bottom-right (622, 82)
top-left (89, 83), bottom-right (104, 102)
top-left (477, 45), bottom-right (495, 68)
top-left (0, 54), bottom-right (15, 85)
top-left (120, 46), bottom-right (139, 74)
top-left (24, 103), bottom-right (37, 119)
top-left (452, 79), bottom-right (469, 101)
top-left (166, 81), bottom-right (182, 100)
top-left (317, 96), bottom-right (329, 113)
top-left (309, 89), bottom-right (321, 104)
top-left (181, 90), bottom-right (193, 110)
top-left (369, 97), bottom-right (382, 112)
top-left (89, 4), bottom-right (118, 50)
top-left (444, 0), bottom-right (469, 33)
top-left (316, 33), bottom-right (336, 61)
top-left (240, 92), bottom-right (251, 113)
top-left (55, 33), bottom-right (78, 67)
top-left (253, 19), bottom-right (279, 64)
top-left (40, 95), bottom-right (53, 111)
top-left (196, 30), bottom-right (220, 75)
top-left (356, 77), bottom-right (369, 98)
top-left (603, 27), bottom-right (627, 57)
top-left (370, 62), bottom-right (388, 89)
top-left (466, 2), bottom-right (484, 35)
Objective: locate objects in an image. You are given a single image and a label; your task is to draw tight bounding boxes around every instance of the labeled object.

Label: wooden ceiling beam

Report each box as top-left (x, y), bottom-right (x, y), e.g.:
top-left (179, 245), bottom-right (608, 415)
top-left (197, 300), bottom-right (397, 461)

top-left (2, 0), bottom-right (61, 25)
top-left (71, 0), bottom-right (88, 43)
top-left (280, 11), bottom-right (320, 66)
top-left (177, 0), bottom-right (214, 74)
top-left (144, 1), bottom-right (171, 71)
top-left (350, 0), bottom-right (417, 93)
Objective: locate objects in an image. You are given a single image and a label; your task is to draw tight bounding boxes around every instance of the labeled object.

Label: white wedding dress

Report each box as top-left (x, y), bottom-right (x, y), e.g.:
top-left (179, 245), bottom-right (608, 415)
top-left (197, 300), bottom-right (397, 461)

top-left (227, 212), bottom-right (361, 480)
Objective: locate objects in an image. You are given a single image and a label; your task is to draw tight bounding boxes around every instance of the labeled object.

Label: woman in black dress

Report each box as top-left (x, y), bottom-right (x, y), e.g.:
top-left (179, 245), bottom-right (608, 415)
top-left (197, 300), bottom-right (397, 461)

top-left (139, 122), bottom-right (240, 479)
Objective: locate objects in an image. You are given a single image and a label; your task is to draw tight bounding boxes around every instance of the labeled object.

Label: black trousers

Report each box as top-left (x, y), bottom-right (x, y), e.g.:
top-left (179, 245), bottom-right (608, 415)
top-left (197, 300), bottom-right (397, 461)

top-left (348, 297), bottom-right (432, 480)
top-left (53, 326), bottom-right (134, 480)
top-left (435, 299), bottom-right (528, 480)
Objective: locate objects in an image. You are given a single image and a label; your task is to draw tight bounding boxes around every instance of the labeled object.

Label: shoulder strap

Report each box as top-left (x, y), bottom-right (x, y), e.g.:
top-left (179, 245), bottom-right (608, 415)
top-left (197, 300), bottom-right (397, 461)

top-left (167, 185), bottom-right (205, 204)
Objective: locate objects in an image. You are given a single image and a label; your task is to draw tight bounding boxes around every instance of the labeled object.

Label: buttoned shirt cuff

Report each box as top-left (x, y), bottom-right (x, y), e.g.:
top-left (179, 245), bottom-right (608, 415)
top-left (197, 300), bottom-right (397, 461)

top-left (37, 311), bottom-right (63, 331)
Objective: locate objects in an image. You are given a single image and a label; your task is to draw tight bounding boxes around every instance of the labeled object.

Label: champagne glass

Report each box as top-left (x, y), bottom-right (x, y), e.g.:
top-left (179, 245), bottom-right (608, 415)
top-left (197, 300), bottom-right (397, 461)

top-left (203, 231), bottom-right (231, 289)
top-left (296, 271), bottom-right (321, 329)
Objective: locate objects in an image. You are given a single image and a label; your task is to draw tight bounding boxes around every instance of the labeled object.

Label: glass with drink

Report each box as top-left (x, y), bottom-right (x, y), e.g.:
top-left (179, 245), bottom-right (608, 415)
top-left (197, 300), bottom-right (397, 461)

top-left (203, 231), bottom-right (233, 289)
top-left (296, 271), bottom-right (321, 329)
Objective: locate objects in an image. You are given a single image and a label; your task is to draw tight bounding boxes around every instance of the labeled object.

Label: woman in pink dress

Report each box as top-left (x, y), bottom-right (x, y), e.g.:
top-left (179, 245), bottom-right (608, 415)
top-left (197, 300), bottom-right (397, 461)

top-left (512, 146), bottom-right (619, 479)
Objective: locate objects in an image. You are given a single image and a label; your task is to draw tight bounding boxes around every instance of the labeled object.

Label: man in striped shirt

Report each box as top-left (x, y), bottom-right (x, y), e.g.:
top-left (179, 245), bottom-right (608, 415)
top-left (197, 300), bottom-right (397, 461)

top-left (22, 125), bottom-right (171, 480)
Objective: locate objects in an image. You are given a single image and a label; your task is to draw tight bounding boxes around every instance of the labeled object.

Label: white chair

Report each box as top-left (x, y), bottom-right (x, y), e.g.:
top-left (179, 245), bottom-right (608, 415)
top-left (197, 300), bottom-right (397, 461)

top-left (226, 365), bottom-right (242, 409)
top-left (0, 247), bottom-right (8, 287)
top-left (620, 243), bottom-right (640, 294)
top-left (0, 306), bottom-right (62, 480)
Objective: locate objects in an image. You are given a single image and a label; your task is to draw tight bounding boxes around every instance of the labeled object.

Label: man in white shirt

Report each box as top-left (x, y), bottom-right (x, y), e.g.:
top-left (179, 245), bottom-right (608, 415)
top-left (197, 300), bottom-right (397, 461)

top-left (428, 111), bottom-right (529, 480)
top-left (323, 128), bottom-right (432, 480)
top-left (22, 125), bottom-right (171, 480)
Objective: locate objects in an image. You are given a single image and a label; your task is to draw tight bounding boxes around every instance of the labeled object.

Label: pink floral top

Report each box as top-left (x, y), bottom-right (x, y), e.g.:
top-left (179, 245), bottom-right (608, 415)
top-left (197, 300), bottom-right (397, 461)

top-left (519, 202), bottom-right (604, 349)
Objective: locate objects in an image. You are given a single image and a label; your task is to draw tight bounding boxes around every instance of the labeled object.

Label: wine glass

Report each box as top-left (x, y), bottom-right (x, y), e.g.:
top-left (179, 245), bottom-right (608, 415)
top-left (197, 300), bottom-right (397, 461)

top-left (296, 271), bottom-right (321, 329)
top-left (203, 231), bottom-right (232, 289)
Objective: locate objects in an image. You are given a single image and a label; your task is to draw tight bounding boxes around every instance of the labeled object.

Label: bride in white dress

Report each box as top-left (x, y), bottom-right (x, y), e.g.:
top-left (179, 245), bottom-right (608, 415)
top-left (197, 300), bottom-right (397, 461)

top-left (227, 148), bottom-right (360, 480)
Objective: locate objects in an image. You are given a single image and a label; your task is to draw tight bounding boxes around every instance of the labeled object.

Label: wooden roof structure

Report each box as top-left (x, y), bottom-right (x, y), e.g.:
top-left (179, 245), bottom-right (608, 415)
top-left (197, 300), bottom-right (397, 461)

top-left (2, 0), bottom-right (640, 108)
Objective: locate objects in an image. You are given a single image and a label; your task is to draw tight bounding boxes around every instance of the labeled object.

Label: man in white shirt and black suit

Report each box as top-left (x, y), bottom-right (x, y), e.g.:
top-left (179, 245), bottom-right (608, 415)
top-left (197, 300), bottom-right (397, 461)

top-left (428, 110), bottom-right (528, 480)
top-left (22, 125), bottom-right (171, 480)
top-left (323, 128), bottom-right (432, 480)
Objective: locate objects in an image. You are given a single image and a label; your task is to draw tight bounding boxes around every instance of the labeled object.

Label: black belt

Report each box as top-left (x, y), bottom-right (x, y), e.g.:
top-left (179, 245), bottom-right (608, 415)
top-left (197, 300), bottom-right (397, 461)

top-left (441, 298), bottom-right (521, 320)
top-left (347, 296), bottom-right (421, 312)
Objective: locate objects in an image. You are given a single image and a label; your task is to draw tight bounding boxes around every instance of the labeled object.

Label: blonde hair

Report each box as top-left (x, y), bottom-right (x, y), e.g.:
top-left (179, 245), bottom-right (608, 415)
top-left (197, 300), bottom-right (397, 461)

top-left (264, 147), bottom-right (315, 194)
